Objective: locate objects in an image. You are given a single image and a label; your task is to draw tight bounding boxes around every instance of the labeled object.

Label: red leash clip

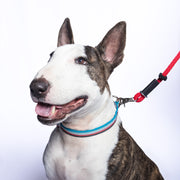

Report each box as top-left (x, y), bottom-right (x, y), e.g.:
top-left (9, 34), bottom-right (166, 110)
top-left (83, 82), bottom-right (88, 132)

top-left (134, 92), bottom-right (145, 102)
top-left (134, 51), bottom-right (180, 103)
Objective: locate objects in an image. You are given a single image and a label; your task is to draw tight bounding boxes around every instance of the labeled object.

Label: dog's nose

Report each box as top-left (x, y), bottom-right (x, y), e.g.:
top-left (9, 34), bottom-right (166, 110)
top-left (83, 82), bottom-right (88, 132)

top-left (30, 78), bottom-right (50, 99)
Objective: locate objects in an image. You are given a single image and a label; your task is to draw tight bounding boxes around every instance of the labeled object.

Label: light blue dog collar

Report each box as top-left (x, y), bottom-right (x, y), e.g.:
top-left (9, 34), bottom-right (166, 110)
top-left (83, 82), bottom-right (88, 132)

top-left (59, 101), bottom-right (119, 137)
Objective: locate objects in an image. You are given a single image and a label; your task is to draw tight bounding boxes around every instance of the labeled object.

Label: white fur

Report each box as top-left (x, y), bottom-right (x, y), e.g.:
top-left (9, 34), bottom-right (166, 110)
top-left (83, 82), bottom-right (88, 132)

top-left (36, 44), bottom-right (104, 126)
top-left (35, 44), bottom-right (121, 179)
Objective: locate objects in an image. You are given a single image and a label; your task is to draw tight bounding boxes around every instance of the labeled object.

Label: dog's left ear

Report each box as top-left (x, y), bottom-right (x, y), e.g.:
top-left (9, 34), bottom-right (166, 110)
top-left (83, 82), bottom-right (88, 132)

top-left (57, 18), bottom-right (74, 47)
top-left (96, 21), bottom-right (126, 76)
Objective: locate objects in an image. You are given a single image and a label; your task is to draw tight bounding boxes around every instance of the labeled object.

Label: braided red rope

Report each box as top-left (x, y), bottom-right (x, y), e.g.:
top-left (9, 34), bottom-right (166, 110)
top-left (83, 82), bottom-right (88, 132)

top-left (134, 51), bottom-right (180, 102)
top-left (158, 51), bottom-right (180, 83)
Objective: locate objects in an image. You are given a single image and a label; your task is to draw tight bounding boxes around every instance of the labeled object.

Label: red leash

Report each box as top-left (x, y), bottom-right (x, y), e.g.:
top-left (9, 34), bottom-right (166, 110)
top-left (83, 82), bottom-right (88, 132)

top-left (134, 51), bottom-right (180, 103)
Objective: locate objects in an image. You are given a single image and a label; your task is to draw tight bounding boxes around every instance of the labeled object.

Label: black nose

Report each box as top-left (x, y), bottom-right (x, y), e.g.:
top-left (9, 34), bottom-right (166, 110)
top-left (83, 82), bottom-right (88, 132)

top-left (30, 78), bottom-right (50, 99)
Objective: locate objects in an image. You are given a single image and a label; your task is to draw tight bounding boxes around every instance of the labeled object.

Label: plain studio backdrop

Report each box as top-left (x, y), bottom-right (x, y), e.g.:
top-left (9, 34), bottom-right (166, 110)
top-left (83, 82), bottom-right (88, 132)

top-left (0, 0), bottom-right (180, 179)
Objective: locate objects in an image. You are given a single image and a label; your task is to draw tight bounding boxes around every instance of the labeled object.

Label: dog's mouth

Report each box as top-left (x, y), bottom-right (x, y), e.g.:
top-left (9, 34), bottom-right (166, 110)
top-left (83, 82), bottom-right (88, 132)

top-left (35, 96), bottom-right (88, 125)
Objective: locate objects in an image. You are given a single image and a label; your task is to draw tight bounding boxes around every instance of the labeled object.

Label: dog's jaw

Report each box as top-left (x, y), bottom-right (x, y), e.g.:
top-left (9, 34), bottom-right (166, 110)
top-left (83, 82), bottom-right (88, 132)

top-left (35, 96), bottom-right (88, 125)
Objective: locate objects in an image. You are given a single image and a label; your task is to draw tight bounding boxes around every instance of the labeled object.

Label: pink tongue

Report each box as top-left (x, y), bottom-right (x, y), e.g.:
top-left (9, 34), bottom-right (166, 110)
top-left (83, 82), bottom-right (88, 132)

top-left (35, 103), bottom-right (54, 117)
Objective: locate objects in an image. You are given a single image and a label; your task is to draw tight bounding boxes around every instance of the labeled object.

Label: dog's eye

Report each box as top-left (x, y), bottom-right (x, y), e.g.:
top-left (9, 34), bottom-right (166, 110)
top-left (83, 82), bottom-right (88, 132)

top-left (75, 57), bottom-right (88, 65)
top-left (48, 51), bottom-right (55, 62)
top-left (50, 51), bottom-right (55, 57)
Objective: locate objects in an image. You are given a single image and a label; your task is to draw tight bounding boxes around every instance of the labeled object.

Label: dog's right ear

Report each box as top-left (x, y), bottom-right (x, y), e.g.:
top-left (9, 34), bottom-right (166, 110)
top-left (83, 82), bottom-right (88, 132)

top-left (57, 18), bottom-right (74, 47)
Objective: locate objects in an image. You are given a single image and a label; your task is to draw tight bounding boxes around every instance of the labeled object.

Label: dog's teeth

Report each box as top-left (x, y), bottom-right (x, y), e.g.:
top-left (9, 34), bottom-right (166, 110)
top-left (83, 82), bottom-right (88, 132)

top-left (56, 106), bottom-right (63, 109)
top-left (50, 106), bottom-right (56, 116)
top-left (49, 106), bottom-right (56, 118)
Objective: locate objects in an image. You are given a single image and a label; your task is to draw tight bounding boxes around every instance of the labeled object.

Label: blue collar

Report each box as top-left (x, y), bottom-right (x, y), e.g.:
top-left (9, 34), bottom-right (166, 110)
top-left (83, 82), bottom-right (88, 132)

top-left (59, 101), bottom-right (119, 137)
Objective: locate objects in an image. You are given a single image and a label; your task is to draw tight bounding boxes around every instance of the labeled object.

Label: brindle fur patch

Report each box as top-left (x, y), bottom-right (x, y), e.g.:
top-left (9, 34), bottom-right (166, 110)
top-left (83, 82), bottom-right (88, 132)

top-left (85, 46), bottom-right (110, 94)
top-left (106, 124), bottom-right (164, 180)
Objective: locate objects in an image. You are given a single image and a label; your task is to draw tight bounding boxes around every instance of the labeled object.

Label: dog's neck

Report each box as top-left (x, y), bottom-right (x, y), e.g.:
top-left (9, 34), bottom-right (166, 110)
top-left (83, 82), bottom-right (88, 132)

top-left (59, 101), bottom-right (119, 137)
top-left (60, 89), bottom-right (118, 136)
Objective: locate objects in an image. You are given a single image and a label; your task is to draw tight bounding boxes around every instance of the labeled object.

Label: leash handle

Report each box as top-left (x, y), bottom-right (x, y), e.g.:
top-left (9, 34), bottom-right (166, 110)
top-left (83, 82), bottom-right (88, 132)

top-left (134, 51), bottom-right (180, 102)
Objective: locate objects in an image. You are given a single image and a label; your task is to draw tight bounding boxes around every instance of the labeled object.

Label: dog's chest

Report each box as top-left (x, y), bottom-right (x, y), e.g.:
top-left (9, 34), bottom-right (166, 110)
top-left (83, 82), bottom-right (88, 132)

top-left (43, 126), bottom-right (119, 180)
top-left (53, 149), bottom-right (103, 180)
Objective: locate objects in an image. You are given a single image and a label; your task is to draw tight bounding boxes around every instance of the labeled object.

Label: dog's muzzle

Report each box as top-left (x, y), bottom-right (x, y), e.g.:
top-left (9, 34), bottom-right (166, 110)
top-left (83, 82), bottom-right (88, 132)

top-left (30, 78), bottom-right (88, 125)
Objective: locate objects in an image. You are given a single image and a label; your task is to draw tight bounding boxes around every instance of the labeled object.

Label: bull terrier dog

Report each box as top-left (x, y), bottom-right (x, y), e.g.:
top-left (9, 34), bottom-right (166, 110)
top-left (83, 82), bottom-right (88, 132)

top-left (30, 18), bottom-right (164, 180)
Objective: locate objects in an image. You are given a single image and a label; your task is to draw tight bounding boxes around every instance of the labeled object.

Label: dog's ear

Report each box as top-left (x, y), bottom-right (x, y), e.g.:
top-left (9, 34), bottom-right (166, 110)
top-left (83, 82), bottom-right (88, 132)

top-left (96, 21), bottom-right (126, 76)
top-left (57, 18), bottom-right (74, 47)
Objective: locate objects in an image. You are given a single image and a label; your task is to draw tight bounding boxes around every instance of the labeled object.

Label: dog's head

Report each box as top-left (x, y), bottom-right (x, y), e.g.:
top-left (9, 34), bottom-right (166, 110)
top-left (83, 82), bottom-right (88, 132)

top-left (30, 18), bottom-right (126, 125)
